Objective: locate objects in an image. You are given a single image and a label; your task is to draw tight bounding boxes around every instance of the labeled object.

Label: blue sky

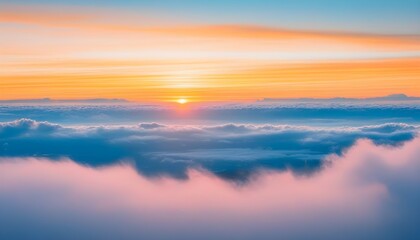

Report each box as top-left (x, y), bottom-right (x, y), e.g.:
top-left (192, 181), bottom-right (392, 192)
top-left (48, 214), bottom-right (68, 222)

top-left (2, 0), bottom-right (420, 34)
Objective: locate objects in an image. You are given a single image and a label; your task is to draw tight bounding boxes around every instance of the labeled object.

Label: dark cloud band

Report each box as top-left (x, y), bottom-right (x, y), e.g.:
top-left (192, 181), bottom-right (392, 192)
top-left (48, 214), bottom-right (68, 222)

top-left (1, 119), bottom-right (417, 181)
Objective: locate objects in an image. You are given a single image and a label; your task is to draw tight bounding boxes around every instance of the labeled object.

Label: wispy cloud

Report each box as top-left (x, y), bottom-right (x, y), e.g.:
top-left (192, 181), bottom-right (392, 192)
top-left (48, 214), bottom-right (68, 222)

top-left (1, 58), bottom-right (420, 102)
top-left (2, 5), bottom-right (419, 48)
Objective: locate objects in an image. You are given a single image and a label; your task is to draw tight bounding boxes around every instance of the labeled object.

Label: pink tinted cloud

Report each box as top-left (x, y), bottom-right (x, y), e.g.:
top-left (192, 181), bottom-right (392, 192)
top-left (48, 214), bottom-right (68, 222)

top-left (0, 136), bottom-right (419, 239)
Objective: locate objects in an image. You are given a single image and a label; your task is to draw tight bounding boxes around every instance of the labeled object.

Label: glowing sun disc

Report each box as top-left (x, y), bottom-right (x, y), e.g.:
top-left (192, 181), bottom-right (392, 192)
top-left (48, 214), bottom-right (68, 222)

top-left (177, 98), bottom-right (188, 104)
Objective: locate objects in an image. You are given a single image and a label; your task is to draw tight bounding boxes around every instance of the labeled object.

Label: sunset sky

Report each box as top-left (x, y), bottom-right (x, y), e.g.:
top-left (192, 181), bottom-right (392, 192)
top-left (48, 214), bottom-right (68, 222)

top-left (1, 0), bottom-right (419, 102)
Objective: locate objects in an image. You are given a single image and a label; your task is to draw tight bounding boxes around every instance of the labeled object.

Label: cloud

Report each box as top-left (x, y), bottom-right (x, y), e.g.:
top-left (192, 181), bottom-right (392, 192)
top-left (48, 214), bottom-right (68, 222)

top-left (0, 136), bottom-right (419, 239)
top-left (2, 4), bottom-right (419, 49)
top-left (138, 122), bottom-right (165, 129)
top-left (0, 98), bottom-right (129, 105)
top-left (1, 4), bottom-right (419, 67)
top-left (1, 102), bottom-right (420, 125)
top-left (0, 119), bottom-right (417, 180)
top-left (260, 93), bottom-right (420, 102)
top-left (0, 118), bottom-right (62, 138)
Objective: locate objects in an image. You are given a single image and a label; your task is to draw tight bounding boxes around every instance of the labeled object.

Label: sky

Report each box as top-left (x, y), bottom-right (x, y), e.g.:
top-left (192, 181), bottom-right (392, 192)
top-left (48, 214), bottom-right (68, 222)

top-left (1, 0), bottom-right (420, 102)
top-left (2, 0), bottom-right (420, 34)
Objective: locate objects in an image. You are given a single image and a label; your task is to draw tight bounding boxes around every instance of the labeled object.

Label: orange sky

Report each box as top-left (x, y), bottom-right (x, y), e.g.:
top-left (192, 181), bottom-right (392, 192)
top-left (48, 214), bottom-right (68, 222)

top-left (1, 5), bottom-right (420, 102)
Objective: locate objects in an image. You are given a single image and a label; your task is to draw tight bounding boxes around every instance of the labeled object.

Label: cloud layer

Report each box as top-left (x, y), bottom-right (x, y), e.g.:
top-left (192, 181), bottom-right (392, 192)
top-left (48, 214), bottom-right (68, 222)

top-left (1, 103), bottom-right (420, 125)
top-left (0, 136), bottom-right (419, 239)
top-left (0, 119), bottom-right (417, 180)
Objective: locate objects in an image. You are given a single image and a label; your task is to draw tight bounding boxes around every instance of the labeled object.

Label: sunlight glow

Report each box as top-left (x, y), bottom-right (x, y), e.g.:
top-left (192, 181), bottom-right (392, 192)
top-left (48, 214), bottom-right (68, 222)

top-left (177, 98), bottom-right (188, 104)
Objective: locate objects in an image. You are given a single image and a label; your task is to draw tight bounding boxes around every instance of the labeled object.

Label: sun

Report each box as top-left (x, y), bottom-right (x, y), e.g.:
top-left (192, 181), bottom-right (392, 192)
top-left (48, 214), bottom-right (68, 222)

top-left (177, 98), bottom-right (188, 104)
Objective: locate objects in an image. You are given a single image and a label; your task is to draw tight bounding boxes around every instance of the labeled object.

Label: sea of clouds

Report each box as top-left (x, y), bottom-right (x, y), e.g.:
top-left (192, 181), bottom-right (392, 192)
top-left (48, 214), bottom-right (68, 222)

top-left (0, 119), bottom-right (418, 180)
top-left (1, 102), bottom-right (419, 125)
top-left (0, 136), bottom-right (419, 239)
top-left (1, 100), bottom-right (419, 239)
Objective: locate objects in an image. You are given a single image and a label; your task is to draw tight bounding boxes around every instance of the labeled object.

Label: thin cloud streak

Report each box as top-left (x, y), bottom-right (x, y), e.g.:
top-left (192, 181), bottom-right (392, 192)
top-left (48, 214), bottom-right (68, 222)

top-left (1, 58), bottom-right (419, 101)
top-left (1, 4), bottom-right (419, 57)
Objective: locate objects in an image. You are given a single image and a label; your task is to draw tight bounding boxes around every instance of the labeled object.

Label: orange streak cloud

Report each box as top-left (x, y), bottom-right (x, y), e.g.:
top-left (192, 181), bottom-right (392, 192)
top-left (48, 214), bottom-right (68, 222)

top-left (1, 59), bottom-right (419, 102)
top-left (1, 5), bottom-right (419, 52)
